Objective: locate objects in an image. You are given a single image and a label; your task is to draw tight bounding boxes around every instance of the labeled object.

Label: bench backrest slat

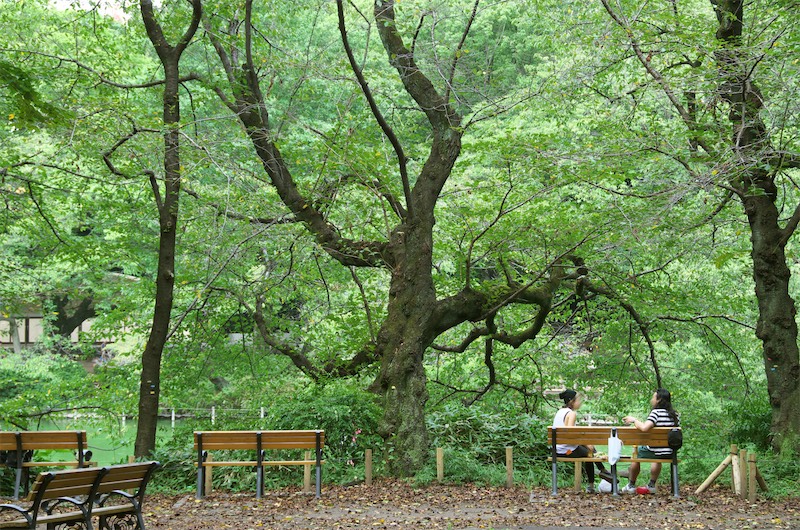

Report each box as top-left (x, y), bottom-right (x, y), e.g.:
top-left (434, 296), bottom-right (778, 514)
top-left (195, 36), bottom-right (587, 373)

top-left (95, 462), bottom-right (157, 495)
top-left (0, 431), bottom-right (87, 451)
top-left (194, 430), bottom-right (325, 451)
top-left (28, 467), bottom-right (106, 501)
top-left (547, 426), bottom-right (680, 448)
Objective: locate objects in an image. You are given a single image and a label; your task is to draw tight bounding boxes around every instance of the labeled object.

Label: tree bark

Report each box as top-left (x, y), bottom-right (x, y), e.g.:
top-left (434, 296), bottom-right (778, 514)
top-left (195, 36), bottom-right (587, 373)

top-left (744, 193), bottom-right (800, 451)
top-left (50, 295), bottom-right (95, 338)
top-left (133, 0), bottom-right (200, 458)
top-left (712, 0), bottom-right (800, 451)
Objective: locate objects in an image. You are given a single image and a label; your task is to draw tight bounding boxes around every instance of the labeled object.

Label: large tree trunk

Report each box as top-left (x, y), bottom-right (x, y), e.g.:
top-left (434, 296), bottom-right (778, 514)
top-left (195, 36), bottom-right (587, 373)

top-left (713, 0), bottom-right (800, 451)
top-left (744, 193), bottom-right (800, 450)
top-left (370, 220), bottom-right (438, 474)
top-left (133, 0), bottom-right (200, 458)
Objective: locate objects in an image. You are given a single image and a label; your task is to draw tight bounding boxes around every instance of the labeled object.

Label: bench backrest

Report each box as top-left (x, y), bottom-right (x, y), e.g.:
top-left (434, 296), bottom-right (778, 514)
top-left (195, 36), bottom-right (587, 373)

top-left (194, 430), bottom-right (325, 451)
top-left (548, 426), bottom-right (681, 447)
top-left (96, 461), bottom-right (159, 499)
top-left (0, 430), bottom-right (88, 451)
top-left (547, 426), bottom-right (616, 446)
top-left (27, 466), bottom-right (107, 502)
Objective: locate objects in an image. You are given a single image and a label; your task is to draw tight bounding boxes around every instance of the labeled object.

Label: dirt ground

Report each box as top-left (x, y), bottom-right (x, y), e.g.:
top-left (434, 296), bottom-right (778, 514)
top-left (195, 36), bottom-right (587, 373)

top-left (139, 480), bottom-right (800, 530)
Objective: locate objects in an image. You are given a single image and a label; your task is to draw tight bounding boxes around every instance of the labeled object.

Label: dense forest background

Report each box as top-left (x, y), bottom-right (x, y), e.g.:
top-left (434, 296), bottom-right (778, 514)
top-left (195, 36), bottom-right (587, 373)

top-left (1, 0), bottom-right (799, 491)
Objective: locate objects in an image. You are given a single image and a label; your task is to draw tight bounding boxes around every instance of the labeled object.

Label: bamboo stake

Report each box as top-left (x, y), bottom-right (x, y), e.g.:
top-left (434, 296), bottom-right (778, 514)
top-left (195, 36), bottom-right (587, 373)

top-left (694, 454), bottom-right (732, 494)
top-left (436, 448), bottom-right (444, 482)
top-left (747, 453), bottom-right (757, 503)
top-left (303, 451), bottom-right (312, 493)
top-left (365, 449), bottom-right (373, 486)
top-left (505, 447), bottom-right (513, 488)
top-left (738, 449), bottom-right (747, 498)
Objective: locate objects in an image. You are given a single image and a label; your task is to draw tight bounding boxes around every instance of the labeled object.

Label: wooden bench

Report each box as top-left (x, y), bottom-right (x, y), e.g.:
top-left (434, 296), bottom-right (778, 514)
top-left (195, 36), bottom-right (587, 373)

top-left (194, 430), bottom-right (325, 499)
top-left (548, 426), bottom-right (682, 497)
top-left (0, 466), bottom-right (105, 529)
top-left (93, 462), bottom-right (161, 530)
top-left (0, 462), bottom-right (159, 530)
top-left (0, 431), bottom-right (93, 500)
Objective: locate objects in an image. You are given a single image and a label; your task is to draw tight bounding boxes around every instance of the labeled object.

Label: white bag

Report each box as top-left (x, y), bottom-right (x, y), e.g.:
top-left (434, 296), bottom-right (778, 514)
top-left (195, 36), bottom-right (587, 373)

top-left (608, 433), bottom-right (623, 465)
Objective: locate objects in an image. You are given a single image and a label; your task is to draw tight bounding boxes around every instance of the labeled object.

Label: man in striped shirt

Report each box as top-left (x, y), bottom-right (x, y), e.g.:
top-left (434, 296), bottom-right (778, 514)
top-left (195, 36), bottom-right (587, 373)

top-left (620, 389), bottom-right (679, 493)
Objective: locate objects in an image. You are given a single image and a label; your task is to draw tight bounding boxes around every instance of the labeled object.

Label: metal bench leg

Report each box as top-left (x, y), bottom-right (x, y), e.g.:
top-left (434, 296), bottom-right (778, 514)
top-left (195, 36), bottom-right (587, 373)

top-left (671, 462), bottom-right (680, 498)
top-left (551, 460), bottom-right (558, 496)
top-left (13, 466), bottom-right (22, 501)
top-left (611, 463), bottom-right (619, 497)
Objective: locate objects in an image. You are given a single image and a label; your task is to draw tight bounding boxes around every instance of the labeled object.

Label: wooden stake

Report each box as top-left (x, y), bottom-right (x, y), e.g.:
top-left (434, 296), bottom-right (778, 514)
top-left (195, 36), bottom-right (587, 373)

top-left (738, 449), bottom-right (747, 498)
top-left (505, 447), bottom-right (513, 488)
top-left (303, 451), bottom-right (312, 493)
top-left (694, 454), bottom-right (732, 494)
top-left (204, 453), bottom-right (213, 494)
top-left (747, 453), bottom-right (757, 503)
top-left (755, 466), bottom-right (768, 492)
top-left (436, 448), bottom-right (444, 482)
top-left (730, 444), bottom-right (740, 495)
top-left (365, 449), bottom-right (373, 486)
top-left (128, 455), bottom-right (135, 464)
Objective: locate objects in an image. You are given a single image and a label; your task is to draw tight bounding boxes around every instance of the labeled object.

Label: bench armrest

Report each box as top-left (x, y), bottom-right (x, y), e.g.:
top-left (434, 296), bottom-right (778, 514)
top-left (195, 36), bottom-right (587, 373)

top-left (0, 503), bottom-right (32, 526)
top-left (97, 490), bottom-right (136, 506)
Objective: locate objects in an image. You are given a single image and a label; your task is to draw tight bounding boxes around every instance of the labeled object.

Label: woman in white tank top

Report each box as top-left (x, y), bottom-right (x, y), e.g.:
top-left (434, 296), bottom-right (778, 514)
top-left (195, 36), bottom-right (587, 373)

top-left (551, 389), bottom-right (611, 493)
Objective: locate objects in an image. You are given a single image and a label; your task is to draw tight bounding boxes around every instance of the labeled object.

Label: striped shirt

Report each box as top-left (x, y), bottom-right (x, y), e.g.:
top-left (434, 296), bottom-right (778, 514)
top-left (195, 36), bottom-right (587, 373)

top-left (646, 408), bottom-right (678, 456)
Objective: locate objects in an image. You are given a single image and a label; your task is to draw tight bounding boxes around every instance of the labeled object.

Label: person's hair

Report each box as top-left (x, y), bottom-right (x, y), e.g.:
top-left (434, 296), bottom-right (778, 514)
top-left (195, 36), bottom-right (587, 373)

top-left (559, 389), bottom-right (578, 406)
top-left (653, 388), bottom-right (679, 423)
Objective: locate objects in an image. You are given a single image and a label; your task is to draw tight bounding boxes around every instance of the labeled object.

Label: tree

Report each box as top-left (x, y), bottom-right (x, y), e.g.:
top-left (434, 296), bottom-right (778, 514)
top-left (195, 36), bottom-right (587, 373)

top-left (194, 0), bottom-right (659, 473)
top-left (597, 0), bottom-right (800, 451)
top-left (126, 0), bottom-right (202, 457)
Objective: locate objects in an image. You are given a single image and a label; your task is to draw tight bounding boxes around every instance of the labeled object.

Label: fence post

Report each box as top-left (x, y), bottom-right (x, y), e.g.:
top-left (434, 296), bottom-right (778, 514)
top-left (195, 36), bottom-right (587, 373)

top-left (303, 451), bottom-right (312, 493)
top-left (505, 447), bottom-right (513, 488)
top-left (171, 409), bottom-right (176, 429)
top-left (738, 449), bottom-right (747, 498)
top-left (436, 448), bottom-right (444, 482)
top-left (204, 453), bottom-right (213, 494)
top-left (260, 407), bottom-right (265, 420)
top-left (365, 449), bottom-right (373, 486)
top-left (730, 444), bottom-right (740, 494)
top-left (211, 406), bottom-right (216, 425)
top-left (747, 453), bottom-right (757, 503)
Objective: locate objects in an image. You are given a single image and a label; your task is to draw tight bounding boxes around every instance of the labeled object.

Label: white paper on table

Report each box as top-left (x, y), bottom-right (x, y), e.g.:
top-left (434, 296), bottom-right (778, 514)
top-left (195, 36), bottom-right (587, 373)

top-left (608, 435), bottom-right (623, 465)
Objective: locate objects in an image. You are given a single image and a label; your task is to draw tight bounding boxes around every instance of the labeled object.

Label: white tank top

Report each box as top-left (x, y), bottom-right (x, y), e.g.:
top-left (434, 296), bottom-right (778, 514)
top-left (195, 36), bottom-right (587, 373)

top-left (552, 407), bottom-right (578, 454)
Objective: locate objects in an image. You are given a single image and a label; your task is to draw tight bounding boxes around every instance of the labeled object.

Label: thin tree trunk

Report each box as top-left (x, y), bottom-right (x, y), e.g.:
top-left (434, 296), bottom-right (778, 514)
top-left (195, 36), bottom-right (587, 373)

top-left (134, 0), bottom-right (200, 458)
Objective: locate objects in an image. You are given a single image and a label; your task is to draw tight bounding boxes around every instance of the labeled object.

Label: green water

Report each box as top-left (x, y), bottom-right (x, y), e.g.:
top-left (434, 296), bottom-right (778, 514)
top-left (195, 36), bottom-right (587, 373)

top-left (25, 418), bottom-right (179, 466)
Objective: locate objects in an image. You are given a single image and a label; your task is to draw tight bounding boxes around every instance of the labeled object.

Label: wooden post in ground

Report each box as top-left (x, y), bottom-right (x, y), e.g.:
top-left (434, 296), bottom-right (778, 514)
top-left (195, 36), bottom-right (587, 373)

top-left (695, 453), bottom-right (733, 494)
top-left (505, 447), bottom-right (513, 488)
top-left (573, 462), bottom-right (582, 492)
top-left (748, 453), bottom-right (757, 503)
top-left (436, 448), bottom-right (444, 482)
top-left (365, 449), bottom-right (373, 486)
top-left (128, 455), bottom-right (135, 464)
top-left (204, 453), bottom-right (213, 494)
top-left (738, 449), bottom-right (748, 498)
top-left (730, 444), bottom-right (740, 494)
top-left (755, 466), bottom-right (768, 492)
top-left (303, 451), bottom-right (312, 493)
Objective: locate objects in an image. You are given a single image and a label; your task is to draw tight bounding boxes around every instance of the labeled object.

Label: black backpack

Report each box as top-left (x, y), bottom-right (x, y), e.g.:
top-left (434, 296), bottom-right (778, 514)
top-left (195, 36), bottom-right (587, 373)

top-left (668, 428), bottom-right (683, 450)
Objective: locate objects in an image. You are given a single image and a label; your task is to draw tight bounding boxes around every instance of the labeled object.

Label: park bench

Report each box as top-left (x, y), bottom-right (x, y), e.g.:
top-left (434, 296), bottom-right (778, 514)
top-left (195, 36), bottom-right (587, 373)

top-left (0, 431), bottom-right (93, 500)
top-left (0, 461), bottom-right (159, 530)
top-left (194, 430), bottom-right (325, 499)
top-left (548, 426), bottom-right (682, 497)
